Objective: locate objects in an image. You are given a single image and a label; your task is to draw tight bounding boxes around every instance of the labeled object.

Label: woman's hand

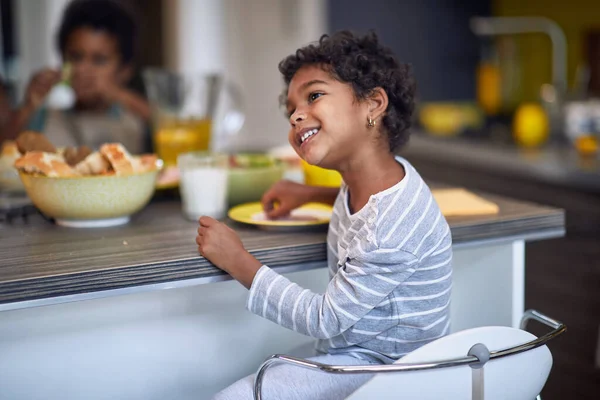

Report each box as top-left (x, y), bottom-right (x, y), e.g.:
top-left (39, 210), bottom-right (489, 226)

top-left (196, 216), bottom-right (262, 289)
top-left (261, 180), bottom-right (316, 219)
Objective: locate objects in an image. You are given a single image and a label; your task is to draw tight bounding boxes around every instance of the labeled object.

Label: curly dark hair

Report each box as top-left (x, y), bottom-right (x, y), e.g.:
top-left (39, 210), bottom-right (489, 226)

top-left (57, 0), bottom-right (137, 64)
top-left (279, 30), bottom-right (416, 152)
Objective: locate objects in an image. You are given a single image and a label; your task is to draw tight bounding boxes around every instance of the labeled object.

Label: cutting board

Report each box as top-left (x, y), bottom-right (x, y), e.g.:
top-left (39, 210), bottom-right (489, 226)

top-left (431, 188), bottom-right (500, 217)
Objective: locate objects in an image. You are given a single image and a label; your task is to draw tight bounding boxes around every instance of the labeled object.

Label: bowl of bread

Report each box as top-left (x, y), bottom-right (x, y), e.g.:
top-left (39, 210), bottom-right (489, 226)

top-left (11, 131), bottom-right (161, 227)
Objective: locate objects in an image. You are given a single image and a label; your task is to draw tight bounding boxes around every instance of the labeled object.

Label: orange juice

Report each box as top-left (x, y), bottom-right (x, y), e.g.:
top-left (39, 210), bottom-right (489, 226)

top-left (153, 119), bottom-right (212, 166)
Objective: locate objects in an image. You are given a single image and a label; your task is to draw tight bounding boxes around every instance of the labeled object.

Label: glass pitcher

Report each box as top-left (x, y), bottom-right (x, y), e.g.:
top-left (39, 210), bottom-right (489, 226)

top-left (143, 69), bottom-right (244, 166)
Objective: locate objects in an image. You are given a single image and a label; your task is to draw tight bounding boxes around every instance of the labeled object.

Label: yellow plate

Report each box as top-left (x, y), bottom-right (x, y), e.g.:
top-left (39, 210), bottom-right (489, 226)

top-left (228, 202), bottom-right (333, 230)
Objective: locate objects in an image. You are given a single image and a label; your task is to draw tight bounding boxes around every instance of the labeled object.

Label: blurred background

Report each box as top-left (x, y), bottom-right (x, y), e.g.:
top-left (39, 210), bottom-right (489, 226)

top-left (0, 0), bottom-right (599, 399)
top-left (2, 0), bottom-right (600, 151)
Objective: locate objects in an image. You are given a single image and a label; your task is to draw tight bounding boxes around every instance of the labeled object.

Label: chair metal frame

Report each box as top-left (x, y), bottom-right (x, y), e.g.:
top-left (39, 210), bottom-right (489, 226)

top-left (253, 309), bottom-right (566, 400)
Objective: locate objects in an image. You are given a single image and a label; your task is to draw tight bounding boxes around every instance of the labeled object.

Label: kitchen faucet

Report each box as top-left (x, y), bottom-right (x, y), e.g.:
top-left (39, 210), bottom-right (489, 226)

top-left (470, 17), bottom-right (568, 101)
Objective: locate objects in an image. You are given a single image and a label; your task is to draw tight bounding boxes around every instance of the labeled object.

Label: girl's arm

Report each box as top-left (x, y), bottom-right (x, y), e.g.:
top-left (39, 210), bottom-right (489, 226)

top-left (307, 185), bottom-right (340, 206)
top-left (262, 180), bottom-right (340, 219)
top-left (246, 245), bottom-right (419, 339)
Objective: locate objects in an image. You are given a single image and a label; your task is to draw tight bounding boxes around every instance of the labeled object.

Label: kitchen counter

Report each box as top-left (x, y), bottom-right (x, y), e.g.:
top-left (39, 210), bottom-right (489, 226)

top-left (404, 133), bottom-right (600, 193)
top-left (0, 194), bottom-right (563, 310)
top-left (0, 191), bottom-right (565, 400)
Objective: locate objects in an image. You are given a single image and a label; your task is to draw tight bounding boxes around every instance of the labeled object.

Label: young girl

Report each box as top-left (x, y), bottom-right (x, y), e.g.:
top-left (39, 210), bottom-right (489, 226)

top-left (197, 31), bottom-right (453, 400)
top-left (1, 0), bottom-right (150, 153)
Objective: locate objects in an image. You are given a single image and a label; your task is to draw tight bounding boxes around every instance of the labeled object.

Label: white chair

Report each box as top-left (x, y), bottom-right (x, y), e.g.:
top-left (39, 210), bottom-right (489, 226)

top-left (253, 309), bottom-right (565, 400)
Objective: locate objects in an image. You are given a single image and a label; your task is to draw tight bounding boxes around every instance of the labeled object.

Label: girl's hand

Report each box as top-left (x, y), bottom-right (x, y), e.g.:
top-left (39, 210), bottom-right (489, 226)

top-left (261, 180), bottom-right (315, 219)
top-left (196, 216), bottom-right (262, 288)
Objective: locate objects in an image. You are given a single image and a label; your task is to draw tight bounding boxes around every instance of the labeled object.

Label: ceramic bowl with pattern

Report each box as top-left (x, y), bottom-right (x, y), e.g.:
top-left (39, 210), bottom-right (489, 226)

top-left (19, 170), bottom-right (159, 227)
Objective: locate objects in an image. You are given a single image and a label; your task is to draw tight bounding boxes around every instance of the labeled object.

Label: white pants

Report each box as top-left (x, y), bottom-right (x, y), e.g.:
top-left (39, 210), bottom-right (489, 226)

top-left (211, 352), bottom-right (379, 400)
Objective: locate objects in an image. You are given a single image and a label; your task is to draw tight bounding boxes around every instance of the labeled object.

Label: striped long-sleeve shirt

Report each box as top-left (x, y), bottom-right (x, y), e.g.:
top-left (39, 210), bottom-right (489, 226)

top-left (247, 156), bottom-right (452, 363)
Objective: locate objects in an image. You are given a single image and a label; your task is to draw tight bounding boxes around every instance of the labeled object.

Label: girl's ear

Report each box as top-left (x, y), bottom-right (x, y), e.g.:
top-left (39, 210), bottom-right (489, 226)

top-left (367, 87), bottom-right (389, 121)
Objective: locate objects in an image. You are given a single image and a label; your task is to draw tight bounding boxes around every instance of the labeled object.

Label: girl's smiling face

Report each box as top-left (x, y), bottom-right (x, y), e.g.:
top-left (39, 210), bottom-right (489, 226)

top-left (286, 64), bottom-right (372, 169)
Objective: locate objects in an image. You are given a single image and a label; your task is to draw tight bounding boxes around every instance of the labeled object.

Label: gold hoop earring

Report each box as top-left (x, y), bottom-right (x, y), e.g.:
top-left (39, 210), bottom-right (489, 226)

top-left (367, 116), bottom-right (376, 128)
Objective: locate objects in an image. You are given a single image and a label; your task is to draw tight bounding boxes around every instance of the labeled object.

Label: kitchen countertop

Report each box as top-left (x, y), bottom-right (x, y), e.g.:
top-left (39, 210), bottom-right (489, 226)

top-left (403, 133), bottom-right (600, 193)
top-left (0, 192), bottom-right (564, 311)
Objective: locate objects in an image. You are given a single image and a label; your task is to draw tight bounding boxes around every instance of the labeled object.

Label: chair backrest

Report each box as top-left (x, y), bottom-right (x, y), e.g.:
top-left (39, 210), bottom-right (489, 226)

top-left (346, 326), bottom-right (553, 400)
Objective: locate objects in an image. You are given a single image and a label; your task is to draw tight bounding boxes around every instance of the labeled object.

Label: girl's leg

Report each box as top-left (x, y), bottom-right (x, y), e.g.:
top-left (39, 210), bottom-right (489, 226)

top-left (211, 353), bottom-right (377, 400)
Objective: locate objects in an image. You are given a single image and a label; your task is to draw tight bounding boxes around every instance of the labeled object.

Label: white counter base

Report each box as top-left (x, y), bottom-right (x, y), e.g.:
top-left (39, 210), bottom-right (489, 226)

top-left (0, 241), bottom-right (524, 400)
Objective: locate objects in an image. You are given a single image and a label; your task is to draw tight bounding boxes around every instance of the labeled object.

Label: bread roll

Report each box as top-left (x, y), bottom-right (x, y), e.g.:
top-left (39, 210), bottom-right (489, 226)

top-left (63, 146), bottom-right (93, 166)
top-left (132, 154), bottom-right (158, 173)
top-left (15, 131), bottom-right (57, 154)
top-left (74, 152), bottom-right (112, 175)
top-left (100, 143), bottom-right (135, 175)
top-left (14, 151), bottom-right (79, 177)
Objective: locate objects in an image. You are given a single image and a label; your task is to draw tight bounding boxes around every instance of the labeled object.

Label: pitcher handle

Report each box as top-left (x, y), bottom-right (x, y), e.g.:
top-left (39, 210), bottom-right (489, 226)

top-left (223, 80), bottom-right (245, 135)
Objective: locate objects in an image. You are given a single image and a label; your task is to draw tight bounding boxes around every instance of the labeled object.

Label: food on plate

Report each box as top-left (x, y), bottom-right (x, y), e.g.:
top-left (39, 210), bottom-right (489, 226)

top-left (268, 214), bottom-right (319, 222)
top-left (15, 131), bottom-right (57, 154)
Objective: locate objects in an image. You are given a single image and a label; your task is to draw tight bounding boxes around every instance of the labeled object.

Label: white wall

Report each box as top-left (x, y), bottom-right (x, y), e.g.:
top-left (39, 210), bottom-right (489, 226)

top-left (163, 0), bottom-right (226, 75)
top-left (221, 0), bottom-right (327, 151)
top-left (165, 0), bottom-right (327, 151)
top-left (15, 0), bottom-right (70, 98)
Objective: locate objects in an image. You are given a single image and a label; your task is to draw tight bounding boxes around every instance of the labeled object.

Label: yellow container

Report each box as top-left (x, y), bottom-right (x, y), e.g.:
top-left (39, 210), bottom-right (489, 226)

top-left (301, 160), bottom-right (342, 187)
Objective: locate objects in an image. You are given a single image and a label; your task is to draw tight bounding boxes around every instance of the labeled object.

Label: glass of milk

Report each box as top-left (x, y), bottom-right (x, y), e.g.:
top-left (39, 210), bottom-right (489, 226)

top-left (177, 152), bottom-right (229, 220)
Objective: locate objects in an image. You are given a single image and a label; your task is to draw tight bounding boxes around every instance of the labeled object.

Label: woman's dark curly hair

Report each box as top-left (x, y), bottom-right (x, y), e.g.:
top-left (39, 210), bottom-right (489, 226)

top-left (57, 0), bottom-right (137, 64)
top-left (279, 30), bottom-right (416, 152)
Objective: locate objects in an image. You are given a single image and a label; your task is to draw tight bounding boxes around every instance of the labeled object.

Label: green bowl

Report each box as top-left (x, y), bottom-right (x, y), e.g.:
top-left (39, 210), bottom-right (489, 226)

top-left (227, 155), bottom-right (284, 207)
top-left (19, 170), bottom-right (159, 227)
